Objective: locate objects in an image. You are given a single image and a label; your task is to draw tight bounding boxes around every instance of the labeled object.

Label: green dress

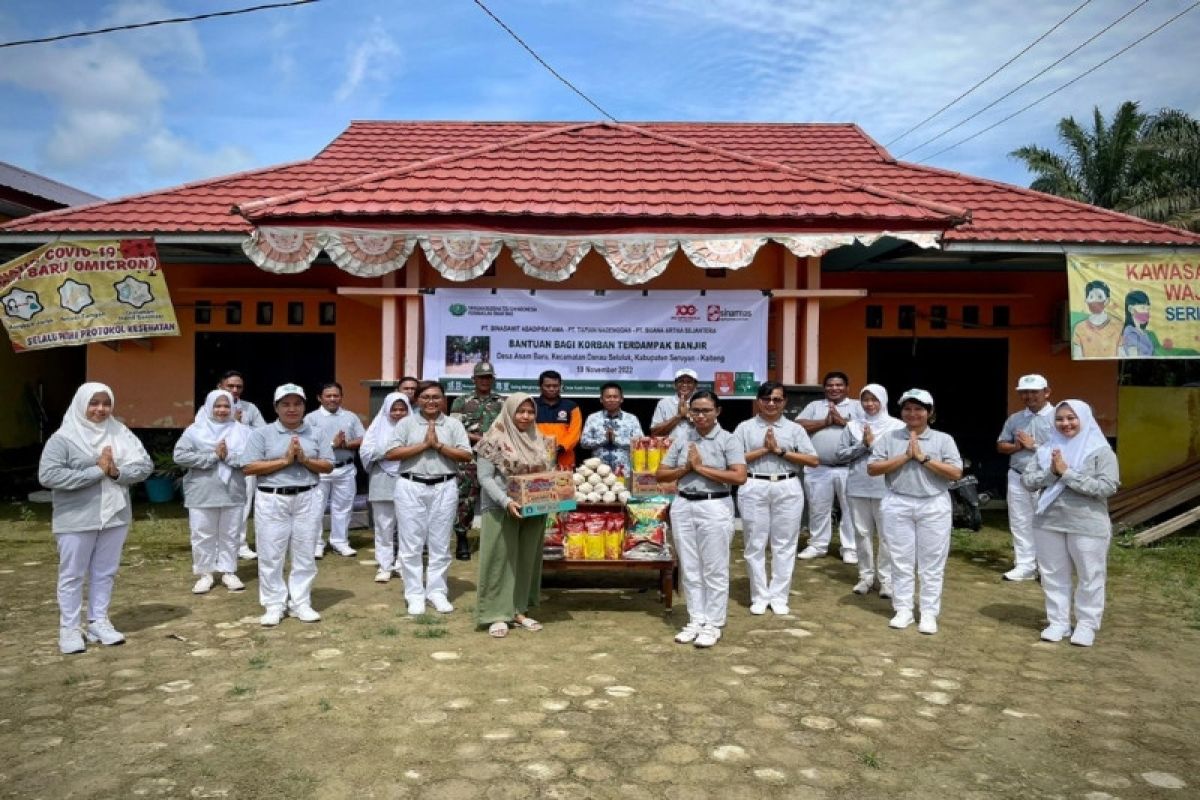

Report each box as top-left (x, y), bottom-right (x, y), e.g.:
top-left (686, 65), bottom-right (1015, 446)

top-left (474, 457), bottom-right (546, 626)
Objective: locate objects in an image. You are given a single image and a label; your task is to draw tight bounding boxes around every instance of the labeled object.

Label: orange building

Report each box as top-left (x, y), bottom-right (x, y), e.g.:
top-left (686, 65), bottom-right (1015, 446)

top-left (3, 122), bottom-right (1198, 491)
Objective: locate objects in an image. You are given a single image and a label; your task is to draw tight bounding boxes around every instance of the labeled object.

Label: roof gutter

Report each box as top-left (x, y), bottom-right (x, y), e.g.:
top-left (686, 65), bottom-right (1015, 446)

top-left (943, 241), bottom-right (1200, 255)
top-left (0, 232), bottom-right (248, 245)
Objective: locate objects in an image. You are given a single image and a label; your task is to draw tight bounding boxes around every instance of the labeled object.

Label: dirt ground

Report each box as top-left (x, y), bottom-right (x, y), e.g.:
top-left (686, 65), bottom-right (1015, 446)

top-left (0, 504), bottom-right (1197, 800)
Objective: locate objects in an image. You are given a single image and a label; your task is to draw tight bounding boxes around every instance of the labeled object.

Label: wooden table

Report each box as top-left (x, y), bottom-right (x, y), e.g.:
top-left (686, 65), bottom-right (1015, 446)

top-left (541, 557), bottom-right (677, 609)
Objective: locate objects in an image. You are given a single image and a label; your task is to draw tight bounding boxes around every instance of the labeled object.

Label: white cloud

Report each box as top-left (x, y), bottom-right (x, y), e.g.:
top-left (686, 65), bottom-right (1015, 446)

top-left (334, 21), bottom-right (402, 103)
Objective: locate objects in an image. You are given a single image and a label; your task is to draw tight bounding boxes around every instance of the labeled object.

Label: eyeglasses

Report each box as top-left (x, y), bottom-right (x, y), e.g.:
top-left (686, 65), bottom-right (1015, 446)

top-left (689, 407), bottom-right (717, 416)
top-left (417, 394), bottom-right (442, 402)
top-left (760, 397), bottom-right (785, 404)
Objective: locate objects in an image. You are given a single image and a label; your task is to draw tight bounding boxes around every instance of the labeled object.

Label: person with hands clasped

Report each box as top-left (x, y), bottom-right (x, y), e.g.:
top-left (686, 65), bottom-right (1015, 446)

top-left (386, 381), bottom-right (473, 616)
top-left (39, 383), bottom-right (153, 654)
top-left (358, 392), bottom-right (411, 583)
top-left (997, 374), bottom-right (1055, 582)
top-left (656, 391), bottom-right (747, 648)
top-left (306, 382), bottom-right (365, 559)
top-left (175, 389), bottom-right (250, 595)
top-left (838, 384), bottom-right (905, 598)
top-left (734, 381), bottom-right (818, 616)
top-left (797, 371), bottom-right (860, 563)
top-left (242, 383), bottom-right (334, 627)
top-left (867, 389), bottom-right (962, 635)
top-left (474, 393), bottom-right (556, 638)
top-left (1021, 400), bottom-right (1119, 647)
top-left (650, 368), bottom-right (698, 437)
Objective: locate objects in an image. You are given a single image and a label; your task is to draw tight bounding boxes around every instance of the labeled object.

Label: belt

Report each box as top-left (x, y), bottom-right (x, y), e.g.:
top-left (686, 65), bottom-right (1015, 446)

top-left (400, 472), bottom-right (457, 485)
top-left (258, 485), bottom-right (314, 495)
top-left (678, 491), bottom-right (731, 501)
top-left (334, 458), bottom-right (354, 468)
top-left (748, 472), bottom-right (798, 482)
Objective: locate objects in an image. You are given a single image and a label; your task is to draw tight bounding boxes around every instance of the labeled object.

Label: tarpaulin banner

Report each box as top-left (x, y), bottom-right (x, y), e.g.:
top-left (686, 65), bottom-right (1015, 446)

top-left (1067, 252), bottom-right (1200, 360)
top-left (0, 239), bottom-right (179, 351)
top-left (422, 289), bottom-right (768, 397)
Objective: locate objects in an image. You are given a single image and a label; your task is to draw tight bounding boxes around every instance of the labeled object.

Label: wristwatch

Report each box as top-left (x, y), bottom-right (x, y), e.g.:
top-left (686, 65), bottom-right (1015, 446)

top-left (920, 455), bottom-right (932, 464)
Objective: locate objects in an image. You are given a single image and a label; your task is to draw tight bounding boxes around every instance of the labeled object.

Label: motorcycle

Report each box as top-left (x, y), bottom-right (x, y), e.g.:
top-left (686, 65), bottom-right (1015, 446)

top-left (949, 458), bottom-right (991, 532)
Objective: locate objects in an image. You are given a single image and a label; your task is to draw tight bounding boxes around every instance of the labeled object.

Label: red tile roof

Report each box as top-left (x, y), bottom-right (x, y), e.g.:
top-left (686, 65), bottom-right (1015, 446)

top-left (4, 121), bottom-right (1198, 247)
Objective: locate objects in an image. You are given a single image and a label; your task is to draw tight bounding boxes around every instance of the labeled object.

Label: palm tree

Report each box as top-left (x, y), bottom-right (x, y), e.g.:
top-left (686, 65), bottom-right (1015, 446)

top-left (1010, 102), bottom-right (1200, 231)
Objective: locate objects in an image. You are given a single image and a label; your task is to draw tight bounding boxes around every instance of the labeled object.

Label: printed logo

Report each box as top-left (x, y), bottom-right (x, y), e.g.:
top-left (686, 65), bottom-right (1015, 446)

top-left (707, 304), bottom-right (721, 322)
top-left (671, 303), bottom-right (699, 322)
top-left (58, 279), bottom-right (94, 314)
top-left (557, 410), bottom-right (568, 421)
top-left (449, 303), bottom-right (467, 316)
top-left (1, 287), bottom-right (42, 321)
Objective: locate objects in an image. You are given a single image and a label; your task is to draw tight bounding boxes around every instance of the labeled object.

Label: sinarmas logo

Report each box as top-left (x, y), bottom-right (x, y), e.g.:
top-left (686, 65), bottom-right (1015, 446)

top-left (449, 303), bottom-right (467, 316)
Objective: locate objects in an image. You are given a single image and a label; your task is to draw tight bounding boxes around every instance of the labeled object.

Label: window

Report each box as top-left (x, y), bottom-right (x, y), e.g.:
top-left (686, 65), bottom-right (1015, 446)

top-left (898, 305), bottom-right (916, 330)
top-left (319, 302), bottom-right (336, 326)
top-left (962, 305), bottom-right (980, 327)
top-left (287, 302), bottom-right (305, 325)
top-left (930, 305), bottom-right (947, 330)
top-left (256, 302), bottom-right (274, 325)
top-left (865, 305), bottom-right (883, 329)
top-left (224, 301), bottom-right (242, 325)
top-left (194, 300), bottom-right (211, 325)
top-left (992, 305), bottom-right (1011, 327)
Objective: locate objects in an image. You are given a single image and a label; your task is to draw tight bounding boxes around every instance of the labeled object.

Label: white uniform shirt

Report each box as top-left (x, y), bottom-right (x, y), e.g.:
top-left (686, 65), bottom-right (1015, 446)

top-left (387, 414), bottom-right (470, 476)
top-left (662, 426), bottom-right (745, 494)
top-left (868, 428), bottom-right (962, 497)
top-left (997, 404), bottom-right (1054, 473)
top-left (733, 416), bottom-right (816, 476)
top-left (797, 397), bottom-right (860, 466)
top-left (304, 407), bottom-right (365, 465)
top-left (244, 421), bottom-right (334, 488)
top-left (651, 395), bottom-right (693, 435)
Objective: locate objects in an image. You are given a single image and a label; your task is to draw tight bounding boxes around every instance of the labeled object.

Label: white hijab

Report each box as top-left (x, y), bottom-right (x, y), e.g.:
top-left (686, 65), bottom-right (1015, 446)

top-left (185, 389), bottom-right (250, 484)
top-left (847, 384), bottom-right (902, 441)
top-left (1035, 399), bottom-right (1111, 514)
top-left (360, 392), bottom-right (411, 476)
top-left (56, 382), bottom-right (147, 526)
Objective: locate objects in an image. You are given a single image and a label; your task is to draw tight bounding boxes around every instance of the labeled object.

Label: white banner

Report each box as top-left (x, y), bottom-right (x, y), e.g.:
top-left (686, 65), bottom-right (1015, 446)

top-left (422, 289), bottom-right (768, 397)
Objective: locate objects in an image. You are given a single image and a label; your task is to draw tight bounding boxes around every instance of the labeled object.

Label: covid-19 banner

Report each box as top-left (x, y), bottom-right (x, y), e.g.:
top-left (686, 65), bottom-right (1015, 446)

top-left (0, 239), bottom-right (180, 351)
top-left (423, 289), bottom-right (768, 396)
top-left (1067, 252), bottom-right (1200, 360)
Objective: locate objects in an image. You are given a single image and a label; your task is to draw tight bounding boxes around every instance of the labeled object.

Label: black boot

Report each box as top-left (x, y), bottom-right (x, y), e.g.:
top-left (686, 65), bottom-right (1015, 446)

top-left (455, 531), bottom-right (471, 561)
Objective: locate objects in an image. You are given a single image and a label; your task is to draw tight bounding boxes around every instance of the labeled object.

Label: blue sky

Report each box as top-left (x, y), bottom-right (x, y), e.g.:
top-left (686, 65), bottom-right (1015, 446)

top-left (1, 0), bottom-right (1198, 200)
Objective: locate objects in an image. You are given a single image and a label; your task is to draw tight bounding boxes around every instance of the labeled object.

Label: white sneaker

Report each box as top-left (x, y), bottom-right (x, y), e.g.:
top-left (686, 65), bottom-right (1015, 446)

top-left (888, 610), bottom-right (914, 629)
top-left (674, 623), bottom-right (702, 644)
top-left (407, 600), bottom-right (426, 616)
top-left (1070, 626), bottom-right (1095, 647)
top-left (749, 601), bottom-right (768, 615)
top-left (313, 545), bottom-right (325, 560)
top-left (852, 578), bottom-right (874, 595)
top-left (769, 599), bottom-right (790, 615)
top-left (1003, 566), bottom-right (1038, 582)
top-left (841, 549), bottom-right (859, 565)
top-left (191, 573), bottom-right (214, 594)
top-left (797, 546), bottom-right (825, 560)
top-left (289, 605), bottom-right (321, 623)
top-left (429, 595), bottom-right (454, 614)
top-left (260, 607), bottom-right (284, 627)
top-left (331, 544), bottom-right (357, 557)
top-left (238, 545), bottom-right (257, 560)
top-left (693, 625), bottom-right (721, 648)
top-left (221, 573), bottom-right (245, 592)
top-left (878, 583), bottom-right (893, 600)
top-left (59, 627), bottom-right (86, 655)
top-left (1040, 624), bottom-right (1072, 642)
top-left (374, 569), bottom-right (392, 583)
top-left (85, 618), bottom-right (125, 646)
top-left (918, 615), bottom-right (938, 635)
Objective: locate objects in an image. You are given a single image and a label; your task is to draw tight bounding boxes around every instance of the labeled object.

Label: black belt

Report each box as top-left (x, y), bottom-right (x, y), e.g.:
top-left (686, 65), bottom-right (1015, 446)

top-left (334, 459), bottom-right (354, 468)
top-left (678, 491), bottom-right (731, 501)
top-left (258, 485), bottom-right (314, 495)
top-left (749, 472), bottom-right (798, 482)
top-left (400, 473), bottom-right (456, 485)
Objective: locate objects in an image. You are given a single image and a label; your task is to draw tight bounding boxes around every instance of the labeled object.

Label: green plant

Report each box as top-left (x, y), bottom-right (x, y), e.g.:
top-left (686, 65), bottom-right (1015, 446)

top-left (858, 751), bottom-right (883, 769)
top-left (248, 655), bottom-right (268, 670)
top-left (318, 698), bottom-right (332, 712)
top-left (17, 503), bottom-right (35, 523)
top-left (380, 625), bottom-right (399, 637)
top-left (414, 627), bottom-right (448, 639)
top-left (229, 685), bottom-right (253, 697)
top-left (150, 450), bottom-right (185, 483)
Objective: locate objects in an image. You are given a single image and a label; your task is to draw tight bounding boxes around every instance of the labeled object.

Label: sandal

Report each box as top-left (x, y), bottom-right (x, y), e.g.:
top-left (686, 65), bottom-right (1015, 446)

top-left (514, 617), bottom-right (543, 631)
top-left (488, 622), bottom-right (509, 638)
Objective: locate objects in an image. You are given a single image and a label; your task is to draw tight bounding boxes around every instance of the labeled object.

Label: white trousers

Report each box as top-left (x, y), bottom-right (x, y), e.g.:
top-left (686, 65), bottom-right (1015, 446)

top-left (739, 477), bottom-right (804, 605)
top-left (237, 475), bottom-right (257, 548)
top-left (371, 501), bottom-right (398, 571)
top-left (394, 477), bottom-right (457, 604)
top-left (1035, 527), bottom-right (1109, 631)
top-left (255, 488), bottom-right (321, 612)
top-left (317, 463), bottom-right (357, 548)
top-left (1007, 470), bottom-right (1039, 571)
top-left (670, 496), bottom-right (734, 627)
top-left (847, 495), bottom-right (892, 586)
top-left (803, 465), bottom-right (853, 554)
top-left (188, 506), bottom-right (240, 575)
top-left (56, 525), bottom-right (128, 629)
top-left (880, 492), bottom-right (951, 616)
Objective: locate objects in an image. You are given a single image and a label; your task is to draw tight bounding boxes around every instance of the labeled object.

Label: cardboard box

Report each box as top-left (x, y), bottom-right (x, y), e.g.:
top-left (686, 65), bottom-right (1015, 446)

top-left (508, 470), bottom-right (577, 517)
top-left (631, 471), bottom-right (677, 497)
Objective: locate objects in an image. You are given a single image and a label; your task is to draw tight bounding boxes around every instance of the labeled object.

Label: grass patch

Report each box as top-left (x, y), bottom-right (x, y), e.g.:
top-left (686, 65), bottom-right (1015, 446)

top-left (858, 751), bottom-right (883, 769)
top-left (318, 698), bottom-right (332, 712)
top-left (411, 613), bottom-right (443, 626)
top-left (62, 674), bottom-right (81, 686)
top-left (229, 684), bottom-right (253, 697)
top-left (248, 654), bottom-right (268, 670)
top-left (379, 625), bottom-right (400, 637)
top-left (413, 627), bottom-right (449, 639)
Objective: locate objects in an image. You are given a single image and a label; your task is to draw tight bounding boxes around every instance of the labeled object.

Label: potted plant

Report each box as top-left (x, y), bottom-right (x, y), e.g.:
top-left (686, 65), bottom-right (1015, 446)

top-left (144, 450), bottom-right (183, 503)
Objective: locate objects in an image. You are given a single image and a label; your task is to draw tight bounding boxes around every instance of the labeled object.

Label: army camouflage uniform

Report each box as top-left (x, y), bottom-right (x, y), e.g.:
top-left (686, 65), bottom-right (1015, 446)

top-left (450, 391), bottom-right (504, 557)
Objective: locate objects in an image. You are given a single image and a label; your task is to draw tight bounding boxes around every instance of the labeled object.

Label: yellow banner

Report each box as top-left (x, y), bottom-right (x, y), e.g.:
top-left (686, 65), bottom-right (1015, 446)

top-left (0, 239), bottom-right (179, 351)
top-left (1066, 252), bottom-right (1200, 360)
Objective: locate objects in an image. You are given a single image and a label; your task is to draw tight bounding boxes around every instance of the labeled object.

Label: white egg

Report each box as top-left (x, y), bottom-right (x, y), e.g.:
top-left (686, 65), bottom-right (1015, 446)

top-left (601, 491), bottom-right (616, 503)
top-left (572, 473), bottom-right (586, 485)
top-left (583, 458), bottom-right (602, 469)
top-left (586, 492), bottom-right (603, 503)
top-left (587, 474), bottom-right (603, 486)
top-left (596, 464), bottom-right (612, 477)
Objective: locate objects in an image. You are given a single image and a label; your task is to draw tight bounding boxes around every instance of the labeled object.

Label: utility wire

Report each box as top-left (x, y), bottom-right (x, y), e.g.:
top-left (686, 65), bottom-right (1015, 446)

top-left (885, 0), bottom-right (1094, 147)
top-left (919, 1), bottom-right (1200, 163)
top-left (897, 0), bottom-right (1152, 158)
top-left (471, 0), bottom-right (618, 122)
top-left (0, 0), bottom-right (319, 49)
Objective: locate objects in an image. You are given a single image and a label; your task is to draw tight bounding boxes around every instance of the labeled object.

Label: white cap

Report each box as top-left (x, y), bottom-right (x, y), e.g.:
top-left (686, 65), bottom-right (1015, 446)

top-left (1015, 374), bottom-right (1048, 391)
top-left (273, 382), bottom-right (306, 402)
top-left (674, 368), bottom-right (698, 381)
top-left (898, 388), bottom-right (934, 407)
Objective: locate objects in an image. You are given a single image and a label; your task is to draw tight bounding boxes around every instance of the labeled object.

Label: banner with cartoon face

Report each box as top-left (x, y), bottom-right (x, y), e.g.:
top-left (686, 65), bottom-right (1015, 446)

top-left (0, 239), bottom-right (179, 351)
top-left (1067, 253), bottom-right (1200, 360)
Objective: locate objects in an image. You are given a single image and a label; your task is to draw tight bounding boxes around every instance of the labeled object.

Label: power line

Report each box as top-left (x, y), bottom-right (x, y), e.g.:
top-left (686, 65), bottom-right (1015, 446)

top-left (0, 0), bottom-right (320, 49)
top-left (471, 0), bottom-right (618, 122)
top-left (919, 1), bottom-right (1200, 163)
top-left (897, 0), bottom-right (1152, 159)
top-left (885, 0), bottom-right (1094, 147)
